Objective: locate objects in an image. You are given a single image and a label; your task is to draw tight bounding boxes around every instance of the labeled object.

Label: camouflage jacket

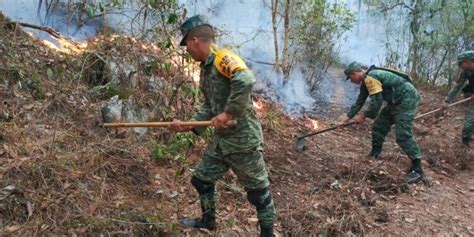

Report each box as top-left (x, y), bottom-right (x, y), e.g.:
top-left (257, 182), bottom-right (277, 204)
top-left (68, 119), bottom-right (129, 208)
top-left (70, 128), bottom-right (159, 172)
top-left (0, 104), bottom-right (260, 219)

top-left (347, 69), bottom-right (417, 119)
top-left (192, 45), bottom-right (263, 155)
top-left (445, 70), bottom-right (474, 102)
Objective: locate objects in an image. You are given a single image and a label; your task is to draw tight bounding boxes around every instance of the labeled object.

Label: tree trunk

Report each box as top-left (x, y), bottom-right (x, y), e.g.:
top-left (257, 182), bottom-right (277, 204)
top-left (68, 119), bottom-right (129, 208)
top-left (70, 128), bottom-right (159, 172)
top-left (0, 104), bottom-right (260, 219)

top-left (409, 0), bottom-right (423, 82)
top-left (271, 0), bottom-right (279, 70)
top-left (281, 0), bottom-right (291, 79)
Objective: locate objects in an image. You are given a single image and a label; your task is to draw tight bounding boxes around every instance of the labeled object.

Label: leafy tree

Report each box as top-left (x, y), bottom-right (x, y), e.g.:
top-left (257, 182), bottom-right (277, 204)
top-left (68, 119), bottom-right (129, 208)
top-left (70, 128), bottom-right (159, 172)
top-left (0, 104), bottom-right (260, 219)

top-left (268, 0), bottom-right (355, 89)
top-left (378, 0), bottom-right (473, 85)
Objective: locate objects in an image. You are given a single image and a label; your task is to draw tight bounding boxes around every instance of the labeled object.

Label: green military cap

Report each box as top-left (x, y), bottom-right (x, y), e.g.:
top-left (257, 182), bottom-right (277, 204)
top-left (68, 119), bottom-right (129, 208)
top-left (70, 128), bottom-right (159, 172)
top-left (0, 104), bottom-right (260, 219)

top-left (344, 61), bottom-right (366, 80)
top-left (457, 50), bottom-right (474, 64)
top-left (179, 14), bottom-right (212, 46)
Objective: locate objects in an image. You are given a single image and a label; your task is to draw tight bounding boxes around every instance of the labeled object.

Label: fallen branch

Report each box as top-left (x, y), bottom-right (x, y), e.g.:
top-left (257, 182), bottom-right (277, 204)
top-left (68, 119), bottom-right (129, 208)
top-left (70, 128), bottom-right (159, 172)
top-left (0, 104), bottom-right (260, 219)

top-left (16, 22), bottom-right (62, 39)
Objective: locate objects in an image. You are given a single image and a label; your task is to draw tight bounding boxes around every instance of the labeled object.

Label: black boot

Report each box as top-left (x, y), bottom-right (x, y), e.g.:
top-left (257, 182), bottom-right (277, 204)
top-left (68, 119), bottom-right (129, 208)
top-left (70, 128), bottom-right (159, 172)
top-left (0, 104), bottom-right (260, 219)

top-left (180, 193), bottom-right (216, 230)
top-left (180, 216), bottom-right (215, 230)
top-left (181, 177), bottom-right (216, 230)
top-left (260, 225), bottom-right (274, 237)
top-left (368, 149), bottom-right (381, 160)
top-left (247, 188), bottom-right (275, 237)
top-left (405, 159), bottom-right (423, 184)
top-left (462, 137), bottom-right (471, 147)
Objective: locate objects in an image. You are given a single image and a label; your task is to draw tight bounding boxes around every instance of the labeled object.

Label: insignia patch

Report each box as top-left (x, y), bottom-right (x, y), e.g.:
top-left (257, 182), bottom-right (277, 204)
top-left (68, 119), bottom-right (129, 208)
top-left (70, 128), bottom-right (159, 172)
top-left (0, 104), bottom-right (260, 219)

top-left (214, 48), bottom-right (248, 79)
top-left (365, 76), bottom-right (383, 95)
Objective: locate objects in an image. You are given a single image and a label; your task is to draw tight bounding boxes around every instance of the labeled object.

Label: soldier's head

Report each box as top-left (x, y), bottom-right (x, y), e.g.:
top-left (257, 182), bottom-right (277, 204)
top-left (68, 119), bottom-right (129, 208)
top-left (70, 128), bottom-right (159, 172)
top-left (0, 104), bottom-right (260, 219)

top-left (180, 15), bottom-right (215, 62)
top-left (344, 61), bottom-right (368, 84)
top-left (457, 50), bottom-right (474, 71)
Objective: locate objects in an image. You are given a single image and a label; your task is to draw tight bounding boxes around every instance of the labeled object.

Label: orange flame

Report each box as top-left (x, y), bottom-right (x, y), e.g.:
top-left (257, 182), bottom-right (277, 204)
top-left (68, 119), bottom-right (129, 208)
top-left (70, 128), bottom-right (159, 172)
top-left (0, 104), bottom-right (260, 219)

top-left (304, 116), bottom-right (320, 131)
top-left (252, 97), bottom-right (265, 116)
top-left (41, 37), bottom-right (88, 55)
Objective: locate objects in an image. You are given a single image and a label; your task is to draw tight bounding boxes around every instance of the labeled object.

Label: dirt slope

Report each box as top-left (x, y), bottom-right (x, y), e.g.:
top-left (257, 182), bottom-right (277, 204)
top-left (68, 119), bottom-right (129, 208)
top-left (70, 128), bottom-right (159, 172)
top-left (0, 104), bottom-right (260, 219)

top-left (1, 20), bottom-right (473, 237)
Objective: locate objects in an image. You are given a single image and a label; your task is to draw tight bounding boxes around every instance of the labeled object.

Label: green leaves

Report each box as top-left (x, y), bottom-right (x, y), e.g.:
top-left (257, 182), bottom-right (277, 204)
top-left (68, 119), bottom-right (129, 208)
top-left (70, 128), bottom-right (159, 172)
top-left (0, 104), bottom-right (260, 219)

top-left (151, 133), bottom-right (196, 161)
top-left (87, 5), bottom-right (95, 19)
top-left (291, 1), bottom-right (355, 88)
top-left (87, 0), bottom-right (108, 19)
top-left (158, 39), bottom-right (173, 49)
top-left (163, 62), bottom-right (172, 72)
top-left (167, 13), bottom-right (178, 24)
top-left (98, 1), bottom-right (105, 13)
top-left (148, 0), bottom-right (158, 9)
top-left (111, 0), bottom-right (123, 7)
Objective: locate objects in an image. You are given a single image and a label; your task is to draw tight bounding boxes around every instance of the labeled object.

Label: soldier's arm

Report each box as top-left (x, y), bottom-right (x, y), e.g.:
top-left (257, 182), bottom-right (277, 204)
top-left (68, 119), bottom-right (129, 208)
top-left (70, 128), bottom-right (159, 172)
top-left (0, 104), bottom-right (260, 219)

top-left (362, 76), bottom-right (384, 119)
top-left (445, 72), bottom-right (468, 102)
top-left (225, 70), bottom-right (255, 117)
top-left (347, 84), bottom-right (369, 119)
top-left (191, 96), bottom-right (213, 135)
top-left (364, 93), bottom-right (383, 119)
top-left (215, 49), bottom-right (254, 118)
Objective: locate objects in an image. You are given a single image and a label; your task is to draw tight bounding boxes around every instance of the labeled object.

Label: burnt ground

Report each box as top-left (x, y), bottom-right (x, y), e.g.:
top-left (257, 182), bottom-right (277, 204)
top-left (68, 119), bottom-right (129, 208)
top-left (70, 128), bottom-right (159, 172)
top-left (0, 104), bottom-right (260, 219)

top-left (264, 98), bottom-right (473, 236)
top-left (1, 18), bottom-right (473, 236)
top-left (137, 93), bottom-right (473, 237)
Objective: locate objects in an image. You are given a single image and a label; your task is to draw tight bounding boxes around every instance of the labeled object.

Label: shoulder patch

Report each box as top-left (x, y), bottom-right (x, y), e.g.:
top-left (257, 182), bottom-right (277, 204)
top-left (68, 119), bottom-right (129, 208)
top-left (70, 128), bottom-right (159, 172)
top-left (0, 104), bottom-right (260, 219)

top-left (214, 48), bottom-right (248, 79)
top-left (364, 76), bottom-right (383, 95)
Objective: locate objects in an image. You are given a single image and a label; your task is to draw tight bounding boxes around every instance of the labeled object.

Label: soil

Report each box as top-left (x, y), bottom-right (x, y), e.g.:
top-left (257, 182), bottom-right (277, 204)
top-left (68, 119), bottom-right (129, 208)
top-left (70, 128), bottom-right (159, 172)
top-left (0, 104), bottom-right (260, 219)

top-left (0, 19), bottom-right (473, 237)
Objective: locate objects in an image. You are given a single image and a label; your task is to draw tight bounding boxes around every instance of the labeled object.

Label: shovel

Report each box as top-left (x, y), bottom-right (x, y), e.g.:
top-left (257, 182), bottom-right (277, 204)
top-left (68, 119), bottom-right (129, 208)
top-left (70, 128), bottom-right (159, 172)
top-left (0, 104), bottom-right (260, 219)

top-left (294, 97), bottom-right (472, 151)
top-left (295, 121), bottom-right (356, 151)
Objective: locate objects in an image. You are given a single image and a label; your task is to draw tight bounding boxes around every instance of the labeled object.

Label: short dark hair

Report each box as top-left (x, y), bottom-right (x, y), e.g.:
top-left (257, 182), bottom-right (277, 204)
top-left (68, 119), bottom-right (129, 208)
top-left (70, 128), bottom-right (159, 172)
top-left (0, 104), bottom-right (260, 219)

top-left (185, 25), bottom-right (214, 43)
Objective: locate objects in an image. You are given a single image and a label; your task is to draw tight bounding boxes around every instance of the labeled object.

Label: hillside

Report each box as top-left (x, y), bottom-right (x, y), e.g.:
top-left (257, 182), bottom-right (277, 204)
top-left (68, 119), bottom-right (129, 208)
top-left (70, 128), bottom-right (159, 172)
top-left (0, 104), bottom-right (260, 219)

top-left (1, 17), bottom-right (473, 236)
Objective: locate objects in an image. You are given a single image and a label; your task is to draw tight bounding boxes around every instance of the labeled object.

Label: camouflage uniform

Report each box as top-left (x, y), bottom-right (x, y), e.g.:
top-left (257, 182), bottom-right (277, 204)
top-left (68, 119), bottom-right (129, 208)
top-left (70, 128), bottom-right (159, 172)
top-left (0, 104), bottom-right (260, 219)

top-left (345, 62), bottom-right (423, 183)
top-left (347, 67), bottom-right (422, 160)
top-left (445, 51), bottom-right (474, 146)
top-left (179, 15), bottom-right (275, 235)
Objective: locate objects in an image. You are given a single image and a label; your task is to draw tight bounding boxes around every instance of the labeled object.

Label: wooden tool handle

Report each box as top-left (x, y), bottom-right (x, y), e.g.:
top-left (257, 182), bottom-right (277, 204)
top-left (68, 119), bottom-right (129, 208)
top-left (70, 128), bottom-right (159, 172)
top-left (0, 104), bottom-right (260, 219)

top-left (415, 97), bottom-right (472, 120)
top-left (298, 121), bottom-right (356, 139)
top-left (104, 120), bottom-right (238, 128)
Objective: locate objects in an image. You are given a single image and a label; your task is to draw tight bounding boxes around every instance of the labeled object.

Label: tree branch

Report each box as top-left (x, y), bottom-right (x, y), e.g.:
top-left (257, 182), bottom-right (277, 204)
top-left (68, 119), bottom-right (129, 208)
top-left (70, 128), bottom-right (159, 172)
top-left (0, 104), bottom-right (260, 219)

top-left (16, 22), bottom-right (62, 39)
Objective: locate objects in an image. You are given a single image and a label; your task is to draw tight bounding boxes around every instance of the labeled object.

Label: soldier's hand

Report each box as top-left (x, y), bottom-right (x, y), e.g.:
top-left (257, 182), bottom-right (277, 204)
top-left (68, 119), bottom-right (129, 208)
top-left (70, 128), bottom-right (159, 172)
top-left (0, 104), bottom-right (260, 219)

top-left (168, 119), bottom-right (192, 132)
top-left (211, 112), bottom-right (234, 130)
top-left (353, 114), bottom-right (366, 124)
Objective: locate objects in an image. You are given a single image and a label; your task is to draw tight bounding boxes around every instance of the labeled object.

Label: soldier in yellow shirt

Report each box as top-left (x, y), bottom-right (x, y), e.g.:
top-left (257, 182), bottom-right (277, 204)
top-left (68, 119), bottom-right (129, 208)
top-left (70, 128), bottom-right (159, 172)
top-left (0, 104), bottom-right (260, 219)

top-left (341, 62), bottom-right (424, 184)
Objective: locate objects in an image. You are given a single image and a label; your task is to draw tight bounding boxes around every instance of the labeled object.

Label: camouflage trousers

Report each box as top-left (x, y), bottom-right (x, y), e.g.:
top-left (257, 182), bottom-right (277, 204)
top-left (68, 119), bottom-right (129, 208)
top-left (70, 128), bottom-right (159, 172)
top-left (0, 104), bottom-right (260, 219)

top-left (193, 142), bottom-right (275, 229)
top-left (371, 88), bottom-right (421, 160)
top-left (462, 98), bottom-right (474, 142)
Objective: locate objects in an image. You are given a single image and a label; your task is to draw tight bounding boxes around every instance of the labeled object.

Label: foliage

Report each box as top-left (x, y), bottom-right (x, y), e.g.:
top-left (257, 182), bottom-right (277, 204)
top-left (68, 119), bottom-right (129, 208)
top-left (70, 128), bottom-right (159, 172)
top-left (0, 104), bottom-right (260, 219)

top-left (151, 133), bottom-right (194, 162)
top-left (45, 0), bottom-right (183, 51)
top-left (377, 0), bottom-right (473, 85)
top-left (273, 0), bottom-right (355, 90)
top-left (105, 84), bottom-right (130, 99)
top-left (294, 0), bottom-right (354, 90)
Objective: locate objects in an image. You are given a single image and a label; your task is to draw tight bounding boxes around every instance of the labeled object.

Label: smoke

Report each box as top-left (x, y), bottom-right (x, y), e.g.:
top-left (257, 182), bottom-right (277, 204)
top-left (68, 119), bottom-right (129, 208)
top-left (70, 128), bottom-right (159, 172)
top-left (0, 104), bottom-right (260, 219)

top-left (0, 0), bottom-right (100, 43)
top-left (1, 0), bottom-right (391, 118)
top-left (182, 0), bottom-right (319, 116)
top-left (339, 0), bottom-right (388, 66)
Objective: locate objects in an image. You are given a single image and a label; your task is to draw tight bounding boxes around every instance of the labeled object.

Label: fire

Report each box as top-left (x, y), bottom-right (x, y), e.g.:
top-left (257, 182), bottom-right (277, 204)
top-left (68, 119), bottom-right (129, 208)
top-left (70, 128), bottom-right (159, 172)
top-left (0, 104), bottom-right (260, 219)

top-left (303, 116), bottom-right (320, 131)
top-left (252, 97), bottom-right (265, 116)
top-left (41, 37), bottom-right (88, 55)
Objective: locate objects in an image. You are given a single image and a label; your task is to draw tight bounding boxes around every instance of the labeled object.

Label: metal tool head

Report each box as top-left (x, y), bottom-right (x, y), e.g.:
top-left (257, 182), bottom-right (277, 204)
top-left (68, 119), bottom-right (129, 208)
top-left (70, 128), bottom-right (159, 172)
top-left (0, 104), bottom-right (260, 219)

top-left (295, 137), bottom-right (306, 151)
